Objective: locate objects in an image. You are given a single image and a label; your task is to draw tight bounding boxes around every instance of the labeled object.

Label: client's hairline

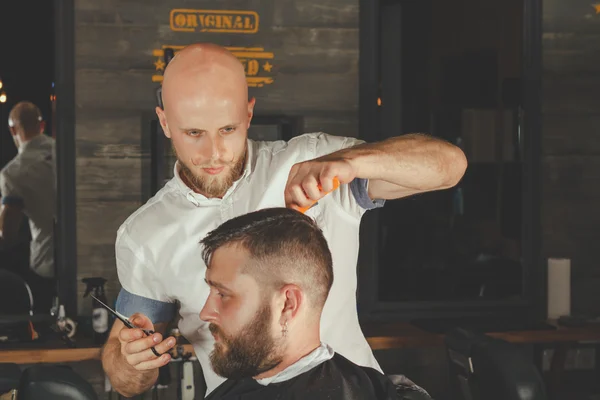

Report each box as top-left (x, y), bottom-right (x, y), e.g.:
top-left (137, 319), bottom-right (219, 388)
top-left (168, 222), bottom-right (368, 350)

top-left (205, 239), bottom-right (327, 309)
top-left (199, 208), bottom-right (333, 310)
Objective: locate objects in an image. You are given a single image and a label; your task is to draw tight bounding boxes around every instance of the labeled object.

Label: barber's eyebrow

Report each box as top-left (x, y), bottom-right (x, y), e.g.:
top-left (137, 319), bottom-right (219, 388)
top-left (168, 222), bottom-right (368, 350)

top-left (205, 278), bottom-right (232, 292)
top-left (179, 123), bottom-right (241, 132)
top-left (220, 122), bottom-right (241, 129)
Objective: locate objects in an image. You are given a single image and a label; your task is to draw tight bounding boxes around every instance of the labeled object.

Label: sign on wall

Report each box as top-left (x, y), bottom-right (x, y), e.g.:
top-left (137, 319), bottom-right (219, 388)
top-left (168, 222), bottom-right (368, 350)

top-left (152, 9), bottom-right (275, 87)
top-left (170, 9), bottom-right (259, 34)
top-left (152, 45), bottom-right (274, 88)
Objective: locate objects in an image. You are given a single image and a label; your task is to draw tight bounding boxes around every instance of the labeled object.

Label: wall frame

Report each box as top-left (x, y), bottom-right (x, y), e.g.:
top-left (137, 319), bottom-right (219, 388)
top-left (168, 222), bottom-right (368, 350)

top-left (54, 0), bottom-right (77, 316)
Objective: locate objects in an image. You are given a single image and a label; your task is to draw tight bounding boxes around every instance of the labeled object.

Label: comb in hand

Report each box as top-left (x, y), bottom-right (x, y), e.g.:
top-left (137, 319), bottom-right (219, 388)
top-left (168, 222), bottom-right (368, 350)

top-left (297, 177), bottom-right (341, 214)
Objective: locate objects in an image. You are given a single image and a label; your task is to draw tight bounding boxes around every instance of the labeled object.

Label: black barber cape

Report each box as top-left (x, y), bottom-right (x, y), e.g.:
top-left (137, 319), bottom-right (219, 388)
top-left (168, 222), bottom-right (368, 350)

top-left (205, 353), bottom-right (399, 400)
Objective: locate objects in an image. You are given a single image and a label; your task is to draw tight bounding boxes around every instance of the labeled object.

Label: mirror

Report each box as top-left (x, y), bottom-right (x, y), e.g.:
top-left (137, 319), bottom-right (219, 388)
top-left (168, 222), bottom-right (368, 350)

top-left (0, 0), bottom-right (57, 319)
top-left (0, 0), bottom-right (76, 337)
top-left (375, 0), bottom-right (526, 304)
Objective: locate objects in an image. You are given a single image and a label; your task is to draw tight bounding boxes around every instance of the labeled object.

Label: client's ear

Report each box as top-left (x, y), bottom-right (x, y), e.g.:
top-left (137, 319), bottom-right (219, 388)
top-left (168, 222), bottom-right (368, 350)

top-left (278, 284), bottom-right (303, 325)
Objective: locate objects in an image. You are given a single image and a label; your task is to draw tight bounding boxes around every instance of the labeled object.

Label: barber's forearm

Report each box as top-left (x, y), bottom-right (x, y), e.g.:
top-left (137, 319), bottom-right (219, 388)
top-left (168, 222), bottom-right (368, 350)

top-left (341, 134), bottom-right (467, 198)
top-left (101, 338), bottom-right (158, 397)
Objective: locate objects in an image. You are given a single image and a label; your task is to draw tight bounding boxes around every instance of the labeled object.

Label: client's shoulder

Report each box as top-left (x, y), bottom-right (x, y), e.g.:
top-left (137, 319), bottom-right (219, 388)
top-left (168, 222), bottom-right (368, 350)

top-left (293, 352), bottom-right (399, 400)
top-left (330, 352), bottom-right (394, 383)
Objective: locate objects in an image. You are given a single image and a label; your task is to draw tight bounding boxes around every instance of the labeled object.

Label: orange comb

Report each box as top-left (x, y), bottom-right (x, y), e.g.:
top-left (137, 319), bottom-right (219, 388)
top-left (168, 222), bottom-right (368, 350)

top-left (297, 177), bottom-right (341, 213)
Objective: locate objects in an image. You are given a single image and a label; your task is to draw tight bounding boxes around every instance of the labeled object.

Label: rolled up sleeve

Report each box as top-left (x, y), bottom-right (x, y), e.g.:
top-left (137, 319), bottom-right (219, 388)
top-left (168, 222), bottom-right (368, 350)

top-left (114, 225), bottom-right (175, 324)
top-left (309, 133), bottom-right (386, 216)
top-left (0, 172), bottom-right (24, 207)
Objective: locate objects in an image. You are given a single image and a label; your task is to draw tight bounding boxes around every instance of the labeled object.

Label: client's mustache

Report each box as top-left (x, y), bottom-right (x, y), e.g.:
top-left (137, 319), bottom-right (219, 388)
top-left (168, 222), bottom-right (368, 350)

top-left (209, 323), bottom-right (225, 338)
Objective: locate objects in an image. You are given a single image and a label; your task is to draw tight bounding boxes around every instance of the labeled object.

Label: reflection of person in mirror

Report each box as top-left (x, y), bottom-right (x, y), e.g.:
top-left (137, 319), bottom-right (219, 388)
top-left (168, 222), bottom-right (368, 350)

top-left (0, 101), bottom-right (57, 313)
top-left (100, 43), bottom-right (467, 398)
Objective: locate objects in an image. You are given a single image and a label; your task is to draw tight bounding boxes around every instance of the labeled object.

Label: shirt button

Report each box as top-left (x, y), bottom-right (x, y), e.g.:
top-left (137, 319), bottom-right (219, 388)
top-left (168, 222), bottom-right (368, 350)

top-left (186, 193), bottom-right (199, 207)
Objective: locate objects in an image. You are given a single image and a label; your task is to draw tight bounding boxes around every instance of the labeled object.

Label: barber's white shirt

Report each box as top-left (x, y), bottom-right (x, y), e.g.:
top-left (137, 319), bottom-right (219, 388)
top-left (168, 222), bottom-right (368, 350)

top-left (115, 132), bottom-right (384, 395)
top-left (0, 134), bottom-right (56, 278)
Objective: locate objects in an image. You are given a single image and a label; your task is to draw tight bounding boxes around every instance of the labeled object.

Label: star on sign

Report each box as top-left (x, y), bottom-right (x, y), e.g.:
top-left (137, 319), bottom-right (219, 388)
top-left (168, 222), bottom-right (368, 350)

top-left (154, 58), bottom-right (166, 71)
top-left (593, 3), bottom-right (600, 14)
top-left (263, 61), bottom-right (273, 72)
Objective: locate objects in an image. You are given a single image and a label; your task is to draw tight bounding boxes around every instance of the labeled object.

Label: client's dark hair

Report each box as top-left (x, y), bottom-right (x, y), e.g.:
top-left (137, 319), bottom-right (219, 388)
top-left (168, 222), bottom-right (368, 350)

top-left (201, 208), bottom-right (333, 309)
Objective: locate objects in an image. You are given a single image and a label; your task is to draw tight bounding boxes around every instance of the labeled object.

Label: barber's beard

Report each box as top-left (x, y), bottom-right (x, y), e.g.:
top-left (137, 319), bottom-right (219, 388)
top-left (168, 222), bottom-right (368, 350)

top-left (208, 304), bottom-right (283, 380)
top-left (175, 144), bottom-right (246, 198)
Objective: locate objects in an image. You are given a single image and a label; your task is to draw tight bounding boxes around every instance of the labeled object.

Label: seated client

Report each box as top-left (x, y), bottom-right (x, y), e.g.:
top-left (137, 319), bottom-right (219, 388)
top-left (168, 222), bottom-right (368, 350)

top-left (199, 207), bottom-right (399, 400)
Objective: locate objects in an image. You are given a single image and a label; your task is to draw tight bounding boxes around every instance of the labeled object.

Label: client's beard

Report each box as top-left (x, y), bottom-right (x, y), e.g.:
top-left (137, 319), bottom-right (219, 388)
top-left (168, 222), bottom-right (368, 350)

top-left (208, 304), bottom-right (283, 380)
top-left (175, 143), bottom-right (246, 198)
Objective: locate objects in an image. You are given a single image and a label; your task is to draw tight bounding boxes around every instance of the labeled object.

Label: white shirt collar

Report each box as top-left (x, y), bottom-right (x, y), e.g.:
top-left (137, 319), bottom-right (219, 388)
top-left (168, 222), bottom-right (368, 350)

top-left (255, 342), bottom-right (335, 386)
top-left (173, 139), bottom-right (254, 206)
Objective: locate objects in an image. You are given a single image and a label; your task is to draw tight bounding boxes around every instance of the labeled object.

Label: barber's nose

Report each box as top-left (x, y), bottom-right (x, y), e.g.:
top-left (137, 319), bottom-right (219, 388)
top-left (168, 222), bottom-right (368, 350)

top-left (203, 135), bottom-right (226, 161)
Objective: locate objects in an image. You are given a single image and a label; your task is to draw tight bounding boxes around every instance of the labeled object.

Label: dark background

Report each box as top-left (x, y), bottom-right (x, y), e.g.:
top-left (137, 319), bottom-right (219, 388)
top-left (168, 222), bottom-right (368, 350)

top-left (0, 0), bottom-right (55, 171)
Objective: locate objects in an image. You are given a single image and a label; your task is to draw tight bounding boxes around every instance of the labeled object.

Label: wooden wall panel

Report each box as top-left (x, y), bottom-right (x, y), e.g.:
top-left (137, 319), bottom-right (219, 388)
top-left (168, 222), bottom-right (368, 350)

top-left (543, 156), bottom-right (600, 200)
top-left (541, 0), bottom-right (600, 316)
top-left (543, 114), bottom-right (600, 155)
top-left (76, 25), bottom-right (357, 73)
top-left (76, 110), bottom-right (147, 146)
top-left (274, 0), bottom-right (359, 27)
top-left (543, 33), bottom-right (600, 74)
top-left (542, 74), bottom-right (600, 115)
top-left (74, 0), bottom-right (360, 317)
top-left (75, 201), bottom-right (142, 312)
top-left (76, 158), bottom-right (143, 202)
top-left (77, 201), bottom-right (141, 247)
top-left (303, 112), bottom-right (359, 138)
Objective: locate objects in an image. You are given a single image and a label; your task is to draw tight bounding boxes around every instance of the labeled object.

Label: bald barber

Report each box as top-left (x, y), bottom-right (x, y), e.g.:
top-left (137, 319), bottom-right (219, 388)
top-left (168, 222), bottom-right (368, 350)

top-left (101, 43), bottom-right (467, 397)
top-left (0, 101), bottom-right (56, 312)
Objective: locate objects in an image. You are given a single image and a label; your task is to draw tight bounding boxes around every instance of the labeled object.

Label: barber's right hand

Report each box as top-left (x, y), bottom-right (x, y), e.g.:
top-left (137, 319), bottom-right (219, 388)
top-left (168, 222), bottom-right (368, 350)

top-left (118, 313), bottom-right (176, 371)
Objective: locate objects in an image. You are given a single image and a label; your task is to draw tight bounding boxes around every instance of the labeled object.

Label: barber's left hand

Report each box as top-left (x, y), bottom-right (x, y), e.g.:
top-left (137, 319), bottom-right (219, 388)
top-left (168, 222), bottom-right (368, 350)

top-left (285, 154), bottom-right (356, 211)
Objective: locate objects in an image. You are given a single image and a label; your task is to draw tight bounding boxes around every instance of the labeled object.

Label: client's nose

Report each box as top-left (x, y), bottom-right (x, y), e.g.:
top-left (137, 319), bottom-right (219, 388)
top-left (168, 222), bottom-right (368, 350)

top-left (200, 296), bottom-right (218, 323)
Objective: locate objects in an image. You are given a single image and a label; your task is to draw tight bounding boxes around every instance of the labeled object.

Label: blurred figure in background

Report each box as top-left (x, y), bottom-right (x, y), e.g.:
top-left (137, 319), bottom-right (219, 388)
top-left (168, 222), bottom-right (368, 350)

top-left (0, 101), bottom-right (56, 313)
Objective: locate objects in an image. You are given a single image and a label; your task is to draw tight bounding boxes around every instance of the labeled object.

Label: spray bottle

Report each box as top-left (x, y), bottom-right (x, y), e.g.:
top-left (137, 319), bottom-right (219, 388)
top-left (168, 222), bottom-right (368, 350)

top-left (82, 277), bottom-right (109, 344)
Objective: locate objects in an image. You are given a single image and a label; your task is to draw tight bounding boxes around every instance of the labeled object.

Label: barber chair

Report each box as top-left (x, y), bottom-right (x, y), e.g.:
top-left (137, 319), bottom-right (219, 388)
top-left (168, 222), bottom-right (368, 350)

top-left (17, 365), bottom-right (97, 400)
top-left (445, 328), bottom-right (547, 400)
top-left (0, 364), bottom-right (21, 395)
top-left (0, 270), bottom-right (35, 345)
top-left (390, 374), bottom-right (433, 400)
top-left (0, 270), bottom-right (33, 316)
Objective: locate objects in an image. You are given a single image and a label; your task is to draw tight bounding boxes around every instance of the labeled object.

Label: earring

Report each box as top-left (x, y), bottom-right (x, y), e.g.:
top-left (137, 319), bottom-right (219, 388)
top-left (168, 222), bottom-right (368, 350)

top-left (281, 321), bottom-right (288, 337)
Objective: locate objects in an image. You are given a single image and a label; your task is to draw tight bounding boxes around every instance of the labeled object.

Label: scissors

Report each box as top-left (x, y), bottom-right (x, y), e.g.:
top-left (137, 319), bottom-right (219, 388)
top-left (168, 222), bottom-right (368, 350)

top-left (91, 294), bottom-right (155, 337)
top-left (297, 177), bottom-right (341, 214)
top-left (91, 295), bottom-right (162, 357)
